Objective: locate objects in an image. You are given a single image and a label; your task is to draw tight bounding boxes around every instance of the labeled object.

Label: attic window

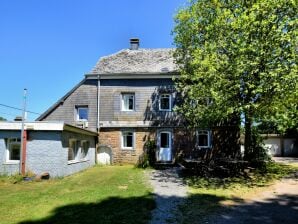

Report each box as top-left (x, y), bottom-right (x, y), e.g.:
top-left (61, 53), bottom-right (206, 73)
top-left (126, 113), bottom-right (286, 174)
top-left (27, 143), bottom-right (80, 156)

top-left (122, 93), bottom-right (135, 111)
top-left (159, 94), bottom-right (171, 111)
top-left (76, 106), bottom-right (88, 121)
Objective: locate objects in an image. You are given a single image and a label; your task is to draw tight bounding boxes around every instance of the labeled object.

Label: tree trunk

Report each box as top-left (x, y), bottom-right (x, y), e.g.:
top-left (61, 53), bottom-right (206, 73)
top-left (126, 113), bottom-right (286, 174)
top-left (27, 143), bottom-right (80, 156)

top-left (244, 112), bottom-right (253, 160)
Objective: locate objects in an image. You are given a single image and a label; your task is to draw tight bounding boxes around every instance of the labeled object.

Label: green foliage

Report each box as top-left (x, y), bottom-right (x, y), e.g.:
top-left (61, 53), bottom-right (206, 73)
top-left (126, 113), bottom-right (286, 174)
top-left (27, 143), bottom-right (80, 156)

top-left (173, 0), bottom-right (298, 159)
top-left (0, 117), bottom-right (6, 121)
top-left (137, 139), bottom-right (157, 168)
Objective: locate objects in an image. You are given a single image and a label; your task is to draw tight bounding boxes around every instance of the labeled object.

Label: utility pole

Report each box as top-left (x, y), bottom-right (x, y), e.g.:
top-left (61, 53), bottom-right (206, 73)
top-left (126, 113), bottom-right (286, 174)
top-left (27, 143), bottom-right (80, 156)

top-left (19, 88), bottom-right (27, 175)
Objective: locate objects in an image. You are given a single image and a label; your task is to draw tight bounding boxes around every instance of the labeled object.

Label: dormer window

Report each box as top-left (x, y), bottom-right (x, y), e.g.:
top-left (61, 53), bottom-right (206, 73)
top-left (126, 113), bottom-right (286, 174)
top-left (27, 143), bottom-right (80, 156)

top-left (159, 94), bottom-right (171, 111)
top-left (122, 93), bottom-right (135, 111)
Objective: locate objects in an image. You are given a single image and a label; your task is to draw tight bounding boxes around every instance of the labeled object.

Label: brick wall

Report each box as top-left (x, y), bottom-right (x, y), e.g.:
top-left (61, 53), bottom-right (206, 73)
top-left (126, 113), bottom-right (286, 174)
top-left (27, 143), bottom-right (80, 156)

top-left (99, 128), bottom-right (155, 164)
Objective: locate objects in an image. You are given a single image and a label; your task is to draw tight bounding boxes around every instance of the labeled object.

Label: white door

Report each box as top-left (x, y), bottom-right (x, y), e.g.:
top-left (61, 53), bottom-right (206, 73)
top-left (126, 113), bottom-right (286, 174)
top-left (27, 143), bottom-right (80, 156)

top-left (157, 131), bottom-right (172, 161)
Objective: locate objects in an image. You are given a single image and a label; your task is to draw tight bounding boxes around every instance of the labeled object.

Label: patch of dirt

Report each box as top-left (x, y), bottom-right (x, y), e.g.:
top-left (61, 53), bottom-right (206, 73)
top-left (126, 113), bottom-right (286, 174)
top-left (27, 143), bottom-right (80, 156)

top-left (207, 177), bottom-right (298, 224)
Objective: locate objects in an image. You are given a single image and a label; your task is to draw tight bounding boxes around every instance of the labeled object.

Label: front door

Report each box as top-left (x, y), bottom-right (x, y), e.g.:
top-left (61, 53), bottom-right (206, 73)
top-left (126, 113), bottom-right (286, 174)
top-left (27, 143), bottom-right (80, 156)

top-left (157, 131), bottom-right (172, 162)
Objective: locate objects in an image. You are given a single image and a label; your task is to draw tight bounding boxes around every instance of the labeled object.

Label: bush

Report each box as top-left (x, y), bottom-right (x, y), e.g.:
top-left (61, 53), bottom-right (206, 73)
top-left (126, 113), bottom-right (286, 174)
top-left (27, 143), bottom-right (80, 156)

top-left (137, 139), bottom-right (156, 168)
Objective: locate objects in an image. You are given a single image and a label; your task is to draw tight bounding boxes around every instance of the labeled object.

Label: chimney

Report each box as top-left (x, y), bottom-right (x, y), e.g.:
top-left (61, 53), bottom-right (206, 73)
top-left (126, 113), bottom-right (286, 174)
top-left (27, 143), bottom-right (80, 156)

top-left (130, 38), bottom-right (139, 50)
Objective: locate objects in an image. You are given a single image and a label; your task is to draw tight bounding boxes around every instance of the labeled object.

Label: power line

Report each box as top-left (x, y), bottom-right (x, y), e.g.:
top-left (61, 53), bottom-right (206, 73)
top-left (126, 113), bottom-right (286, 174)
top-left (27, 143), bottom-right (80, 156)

top-left (0, 111), bottom-right (20, 118)
top-left (0, 103), bottom-right (41, 115)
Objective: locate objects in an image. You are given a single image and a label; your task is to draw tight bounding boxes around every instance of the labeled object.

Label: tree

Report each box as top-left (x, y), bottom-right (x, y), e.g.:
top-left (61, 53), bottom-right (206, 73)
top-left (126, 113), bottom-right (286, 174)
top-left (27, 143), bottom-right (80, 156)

top-left (0, 116), bottom-right (6, 121)
top-left (173, 0), bottom-right (298, 160)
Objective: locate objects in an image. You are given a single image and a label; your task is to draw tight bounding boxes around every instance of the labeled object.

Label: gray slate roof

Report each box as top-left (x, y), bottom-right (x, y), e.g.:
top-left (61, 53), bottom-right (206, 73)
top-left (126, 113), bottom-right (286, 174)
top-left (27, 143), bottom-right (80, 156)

top-left (90, 48), bottom-right (177, 74)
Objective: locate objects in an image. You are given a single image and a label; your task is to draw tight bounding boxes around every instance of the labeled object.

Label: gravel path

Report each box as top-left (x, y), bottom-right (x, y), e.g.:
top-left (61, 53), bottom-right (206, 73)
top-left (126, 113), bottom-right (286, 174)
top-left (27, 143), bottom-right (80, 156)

top-left (148, 167), bottom-right (187, 224)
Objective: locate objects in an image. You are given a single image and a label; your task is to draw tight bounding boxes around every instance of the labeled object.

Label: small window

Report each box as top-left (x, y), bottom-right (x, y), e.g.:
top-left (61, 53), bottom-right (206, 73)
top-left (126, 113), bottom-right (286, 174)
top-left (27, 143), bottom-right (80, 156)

top-left (76, 106), bottom-right (88, 121)
top-left (197, 130), bottom-right (211, 148)
top-left (159, 94), bottom-right (171, 111)
top-left (68, 139), bottom-right (79, 161)
top-left (81, 141), bottom-right (89, 159)
top-left (122, 131), bottom-right (134, 149)
top-left (122, 94), bottom-right (135, 111)
top-left (6, 138), bottom-right (21, 162)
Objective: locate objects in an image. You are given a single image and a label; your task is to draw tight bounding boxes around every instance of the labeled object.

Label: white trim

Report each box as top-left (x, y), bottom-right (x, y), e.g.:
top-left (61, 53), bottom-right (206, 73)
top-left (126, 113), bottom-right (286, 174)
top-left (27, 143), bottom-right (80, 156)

top-left (159, 94), bottom-right (172, 111)
top-left (6, 138), bottom-right (21, 162)
top-left (76, 106), bottom-right (89, 121)
top-left (121, 130), bottom-right (135, 150)
top-left (196, 130), bottom-right (211, 148)
top-left (121, 93), bottom-right (135, 111)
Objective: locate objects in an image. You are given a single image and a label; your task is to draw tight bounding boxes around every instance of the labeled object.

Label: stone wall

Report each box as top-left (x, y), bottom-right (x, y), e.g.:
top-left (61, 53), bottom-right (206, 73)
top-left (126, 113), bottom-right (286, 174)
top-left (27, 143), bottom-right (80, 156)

top-left (99, 128), bottom-right (155, 164)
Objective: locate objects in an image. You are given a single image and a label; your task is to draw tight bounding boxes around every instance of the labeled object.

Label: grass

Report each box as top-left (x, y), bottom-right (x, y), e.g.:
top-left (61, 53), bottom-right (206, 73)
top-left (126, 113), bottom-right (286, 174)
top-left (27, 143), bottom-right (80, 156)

top-left (178, 162), bottom-right (298, 223)
top-left (0, 165), bottom-right (155, 224)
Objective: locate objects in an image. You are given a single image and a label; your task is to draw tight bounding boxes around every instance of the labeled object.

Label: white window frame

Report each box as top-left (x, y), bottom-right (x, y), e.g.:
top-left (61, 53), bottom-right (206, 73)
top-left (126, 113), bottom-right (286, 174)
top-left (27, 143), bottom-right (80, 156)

top-left (159, 94), bottom-right (172, 111)
top-left (6, 138), bottom-right (21, 163)
top-left (121, 93), bottom-right (135, 111)
top-left (81, 140), bottom-right (89, 159)
top-left (76, 106), bottom-right (88, 121)
top-left (68, 139), bottom-right (79, 161)
top-left (121, 131), bottom-right (135, 150)
top-left (197, 130), bottom-right (211, 148)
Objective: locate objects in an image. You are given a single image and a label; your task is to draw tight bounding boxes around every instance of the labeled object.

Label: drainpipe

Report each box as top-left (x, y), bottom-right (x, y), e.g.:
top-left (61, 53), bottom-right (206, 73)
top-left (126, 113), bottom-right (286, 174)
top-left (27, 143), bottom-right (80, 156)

top-left (20, 88), bottom-right (27, 175)
top-left (96, 75), bottom-right (101, 163)
top-left (97, 75), bottom-right (101, 131)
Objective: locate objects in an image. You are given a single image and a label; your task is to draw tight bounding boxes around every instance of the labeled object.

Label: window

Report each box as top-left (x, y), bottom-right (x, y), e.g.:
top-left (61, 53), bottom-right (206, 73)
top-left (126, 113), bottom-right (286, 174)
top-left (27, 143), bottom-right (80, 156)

top-left (159, 94), bottom-right (171, 111)
top-left (81, 141), bottom-right (89, 159)
top-left (76, 106), bottom-right (88, 121)
top-left (122, 131), bottom-right (134, 149)
top-left (6, 138), bottom-right (21, 162)
top-left (122, 94), bottom-right (135, 111)
top-left (197, 130), bottom-right (211, 148)
top-left (68, 139), bottom-right (79, 161)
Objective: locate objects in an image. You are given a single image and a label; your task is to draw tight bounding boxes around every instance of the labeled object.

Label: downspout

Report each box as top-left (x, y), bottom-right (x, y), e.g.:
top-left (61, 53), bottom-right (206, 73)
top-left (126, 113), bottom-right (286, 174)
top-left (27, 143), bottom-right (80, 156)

top-left (97, 75), bottom-right (101, 131)
top-left (96, 75), bottom-right (101, 163)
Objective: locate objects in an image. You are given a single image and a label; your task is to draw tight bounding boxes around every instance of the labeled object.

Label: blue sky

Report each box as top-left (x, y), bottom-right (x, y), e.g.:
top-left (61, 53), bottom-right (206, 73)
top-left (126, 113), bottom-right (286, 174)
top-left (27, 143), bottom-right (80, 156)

top-left (0, 0), bottom-right (185, 121)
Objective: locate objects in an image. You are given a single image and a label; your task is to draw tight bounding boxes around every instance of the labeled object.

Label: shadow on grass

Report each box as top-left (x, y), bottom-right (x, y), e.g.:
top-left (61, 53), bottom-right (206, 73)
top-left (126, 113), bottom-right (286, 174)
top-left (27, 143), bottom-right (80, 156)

top-left (20, 194), bottom-right (155, 224)
top-left (181, 193), bottom-right (298, 224)
top-left (183, 162), bottom-right (298, 189)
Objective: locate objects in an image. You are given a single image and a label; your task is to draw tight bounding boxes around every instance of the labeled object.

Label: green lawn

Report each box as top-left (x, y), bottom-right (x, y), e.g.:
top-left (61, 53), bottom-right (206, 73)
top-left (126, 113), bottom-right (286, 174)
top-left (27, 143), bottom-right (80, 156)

top-left (178, 162), bottom-right (298, 223)
top-left (0, 165), bottom-right (155, 224)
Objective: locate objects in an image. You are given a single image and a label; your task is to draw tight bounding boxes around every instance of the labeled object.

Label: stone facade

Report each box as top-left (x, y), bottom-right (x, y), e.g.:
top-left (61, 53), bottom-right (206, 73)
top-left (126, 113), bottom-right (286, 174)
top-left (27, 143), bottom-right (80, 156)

top-left (99, 128), bottom-right (155, 164)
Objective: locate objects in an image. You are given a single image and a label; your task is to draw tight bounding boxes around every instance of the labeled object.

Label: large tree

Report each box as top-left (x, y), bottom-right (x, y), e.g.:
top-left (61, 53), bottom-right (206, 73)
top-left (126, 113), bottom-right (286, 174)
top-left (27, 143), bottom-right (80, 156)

top-left (173, 0), bottom-right (297, 160)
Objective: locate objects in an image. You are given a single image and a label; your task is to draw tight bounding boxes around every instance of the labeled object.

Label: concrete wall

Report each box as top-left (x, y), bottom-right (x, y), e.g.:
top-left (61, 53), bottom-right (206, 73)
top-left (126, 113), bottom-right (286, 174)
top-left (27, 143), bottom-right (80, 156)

top-left (0, 131), bottom-right (21, 175)
top-left (0, 130), bottom-right (96, 177)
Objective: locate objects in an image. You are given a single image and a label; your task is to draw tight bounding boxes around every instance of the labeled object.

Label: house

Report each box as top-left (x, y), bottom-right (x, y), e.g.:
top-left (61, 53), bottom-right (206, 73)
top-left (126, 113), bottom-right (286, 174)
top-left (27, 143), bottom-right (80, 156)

top-left (0, 121), bottom-right (97, 176)
top-left (37, 39), bottom-right (239, 165)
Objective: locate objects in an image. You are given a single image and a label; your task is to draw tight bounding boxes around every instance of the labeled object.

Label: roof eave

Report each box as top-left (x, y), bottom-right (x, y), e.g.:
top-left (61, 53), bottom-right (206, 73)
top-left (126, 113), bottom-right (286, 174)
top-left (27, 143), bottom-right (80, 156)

top-left (85, 72), bottom-right (179, 80)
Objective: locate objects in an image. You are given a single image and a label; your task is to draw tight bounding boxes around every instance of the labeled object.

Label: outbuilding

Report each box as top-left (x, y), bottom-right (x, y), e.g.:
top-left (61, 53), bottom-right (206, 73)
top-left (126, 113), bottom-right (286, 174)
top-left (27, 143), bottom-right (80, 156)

top-left (0, 121), bottom-right (97, 177)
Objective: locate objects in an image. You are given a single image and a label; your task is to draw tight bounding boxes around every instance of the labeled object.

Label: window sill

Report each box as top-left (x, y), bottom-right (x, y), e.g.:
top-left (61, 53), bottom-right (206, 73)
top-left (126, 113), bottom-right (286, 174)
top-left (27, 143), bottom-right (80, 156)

top-left (67, 159), bottom-right (90, 165)
top-left (4, 161), bottom-right (20, 165)
top-left (159, 109), bottom-right (172, 112)
top-left (121, 148), bottom-right (135, 151)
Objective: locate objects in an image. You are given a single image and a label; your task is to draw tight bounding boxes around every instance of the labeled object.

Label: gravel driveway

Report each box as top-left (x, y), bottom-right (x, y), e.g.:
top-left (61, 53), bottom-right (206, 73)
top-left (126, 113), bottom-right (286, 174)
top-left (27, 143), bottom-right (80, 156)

top-left (147, 167), bottom-right (187, 224)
